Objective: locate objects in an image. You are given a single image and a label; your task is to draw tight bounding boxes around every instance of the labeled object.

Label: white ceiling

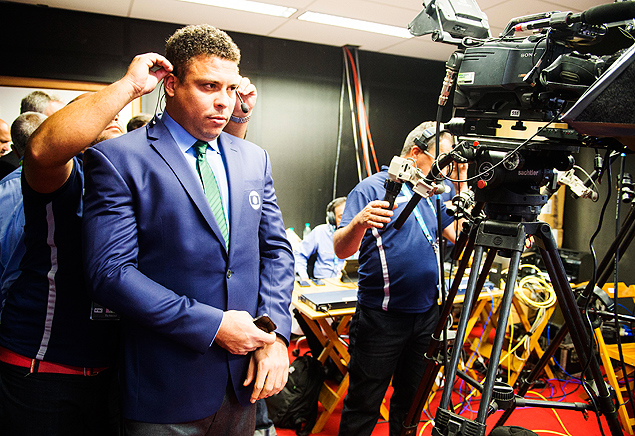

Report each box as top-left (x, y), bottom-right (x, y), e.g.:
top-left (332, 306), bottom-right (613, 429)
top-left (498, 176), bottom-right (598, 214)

top-left (7, 0), bottom-right (611, 61)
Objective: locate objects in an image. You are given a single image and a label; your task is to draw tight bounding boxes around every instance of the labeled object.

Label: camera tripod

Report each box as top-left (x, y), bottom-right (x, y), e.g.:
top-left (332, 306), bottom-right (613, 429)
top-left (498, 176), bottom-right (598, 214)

top-left (399, 203), bottom-right (624, 436)
top-left (493, 195), bottom-right (635, 432)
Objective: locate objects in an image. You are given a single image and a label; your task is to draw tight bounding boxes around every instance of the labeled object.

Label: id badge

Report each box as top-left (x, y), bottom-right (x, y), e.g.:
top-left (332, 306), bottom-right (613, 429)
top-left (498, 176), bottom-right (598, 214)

top-left (90, 302), bottom-right (120, 321)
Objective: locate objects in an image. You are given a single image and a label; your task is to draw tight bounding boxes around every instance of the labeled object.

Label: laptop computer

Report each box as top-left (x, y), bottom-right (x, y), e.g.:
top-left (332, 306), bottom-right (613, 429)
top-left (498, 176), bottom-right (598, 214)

top-left (299, 289), bottom-right (358, 312)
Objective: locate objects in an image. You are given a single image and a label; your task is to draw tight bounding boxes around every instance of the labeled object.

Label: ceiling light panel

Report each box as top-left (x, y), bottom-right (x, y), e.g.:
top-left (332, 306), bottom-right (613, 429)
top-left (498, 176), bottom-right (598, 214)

top-left (298, 11), bottom-right (413, 38)
top-left (178, 0), bottom-right (297, 18)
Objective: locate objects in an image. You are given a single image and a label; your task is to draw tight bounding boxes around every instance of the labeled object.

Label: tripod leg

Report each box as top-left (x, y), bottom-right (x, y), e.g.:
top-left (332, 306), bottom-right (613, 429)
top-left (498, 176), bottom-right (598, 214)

top-left (432, 220), bottom-right (531, 436)
top-left (468, 249), bottom-right (498, 316)
top-left (597, 204), bottom-right (635, 286)
top-left (474, 249), bottom-right (523, 423)
top-left (537, 224), bottom-right (624, 436)
top-left (581, 204), bottom-right (635, 305)
top-left (401, 217), bottom-right (481, 436)
top-left (438, 245), bottom-right (488, 410)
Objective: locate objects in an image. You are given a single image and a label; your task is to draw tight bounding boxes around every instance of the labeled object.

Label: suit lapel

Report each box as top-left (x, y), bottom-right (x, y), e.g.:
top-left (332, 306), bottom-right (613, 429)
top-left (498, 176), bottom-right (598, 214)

top-left (146, 118), bottom-right (228, 254)
top-left (218, 133), bottom-right (243, 254)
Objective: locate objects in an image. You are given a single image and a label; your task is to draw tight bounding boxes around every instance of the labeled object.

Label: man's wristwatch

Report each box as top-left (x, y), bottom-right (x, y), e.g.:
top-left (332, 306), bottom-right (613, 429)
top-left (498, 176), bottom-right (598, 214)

top-left (230, 115), bottom-right (250, 123)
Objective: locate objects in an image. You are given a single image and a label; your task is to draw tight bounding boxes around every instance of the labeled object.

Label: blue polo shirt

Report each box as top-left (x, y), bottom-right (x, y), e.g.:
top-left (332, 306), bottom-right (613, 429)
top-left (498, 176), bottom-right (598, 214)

top-left (339, 168), bottom-right (454, 313)
top-left (0, 167), bottom-right (25, 314)
top-left (0, 156), bottom-right (119, 367)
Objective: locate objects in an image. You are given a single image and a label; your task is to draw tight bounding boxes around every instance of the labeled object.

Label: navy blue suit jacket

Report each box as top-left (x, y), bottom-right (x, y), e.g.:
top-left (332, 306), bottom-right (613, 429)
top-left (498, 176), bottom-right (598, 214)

top-left (82, 116), bottom-right (294, 423)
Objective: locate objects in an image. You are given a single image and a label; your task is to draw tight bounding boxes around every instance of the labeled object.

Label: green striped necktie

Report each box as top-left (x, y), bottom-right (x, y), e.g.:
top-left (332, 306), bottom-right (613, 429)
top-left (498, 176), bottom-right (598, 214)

top-left (193, 140), bottom-right (229, 249)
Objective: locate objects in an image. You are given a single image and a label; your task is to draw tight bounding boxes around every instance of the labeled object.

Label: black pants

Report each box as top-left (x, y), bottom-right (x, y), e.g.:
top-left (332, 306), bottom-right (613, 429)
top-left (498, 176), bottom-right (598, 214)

top-left (338, 304), bottom-right (440, 436)
top-left (0, 361), bottom-right (120, 436)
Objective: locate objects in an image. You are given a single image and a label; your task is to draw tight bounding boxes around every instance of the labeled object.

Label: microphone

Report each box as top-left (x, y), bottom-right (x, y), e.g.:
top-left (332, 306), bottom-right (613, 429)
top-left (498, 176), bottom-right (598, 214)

top-left (570, 1), bottom-right (635, 25)
top-left (236, 93), bottom-right (250, 114)
top-left (383, 178), bottom-right (402, 210)
top-left (393, 152), bottom-right (456, 230)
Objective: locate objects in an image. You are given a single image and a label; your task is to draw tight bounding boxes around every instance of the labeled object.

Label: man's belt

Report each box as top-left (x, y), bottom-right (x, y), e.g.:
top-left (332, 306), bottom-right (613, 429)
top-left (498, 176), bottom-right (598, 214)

top-left (0, 345), bottom-right (109, 376)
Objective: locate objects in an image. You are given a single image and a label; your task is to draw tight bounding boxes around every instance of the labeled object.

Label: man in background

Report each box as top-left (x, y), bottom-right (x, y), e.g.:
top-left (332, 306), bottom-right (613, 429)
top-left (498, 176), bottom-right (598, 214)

top-left (294, 197), bottom-right (347, 280)
top-left (334, 121), bottom-right (457, 436)
top-left (0, 119), bottom-right (14, 178)
top-left (0, 119), bottom-right (10, 155)
top-left (0, 54), bottom-right (172, 436)
top-left (0, 91), bottom-right (66, 178)
top-left (0, 112), bottom-right (47, 314)
top-left (82, 24), bottom-right (292, 436)
top-left (126, 113), bottom-right (153, 132)
top-left (20, 90), bottom-right (65, 116)
top-left (404, 121), bottom-right (467, 258)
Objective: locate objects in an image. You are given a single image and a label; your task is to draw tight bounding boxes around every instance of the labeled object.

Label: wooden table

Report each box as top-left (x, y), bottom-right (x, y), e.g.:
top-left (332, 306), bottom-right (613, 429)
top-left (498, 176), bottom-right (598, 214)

top-left (292, 278), bottom-right (359, 433)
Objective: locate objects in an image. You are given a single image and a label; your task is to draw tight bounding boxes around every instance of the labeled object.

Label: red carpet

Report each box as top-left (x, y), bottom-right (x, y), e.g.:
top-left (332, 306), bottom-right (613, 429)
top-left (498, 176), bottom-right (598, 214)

top-left (275, 339), bottom-right (614, 436)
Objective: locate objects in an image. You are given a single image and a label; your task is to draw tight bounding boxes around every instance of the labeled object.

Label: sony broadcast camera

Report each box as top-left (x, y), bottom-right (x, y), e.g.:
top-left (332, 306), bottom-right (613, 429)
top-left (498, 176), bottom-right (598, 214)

top-left (396, 1), bottom-right (635, 222)
top-left (410, 0), bottom-right (635, 128)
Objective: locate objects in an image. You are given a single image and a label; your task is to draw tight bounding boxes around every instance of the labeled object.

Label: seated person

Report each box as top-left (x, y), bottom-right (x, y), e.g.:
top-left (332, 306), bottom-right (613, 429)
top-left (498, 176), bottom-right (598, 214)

top-left (294, 197), bottom-right (347, 280)
top-left (292, 197), bottom-right (351, 383)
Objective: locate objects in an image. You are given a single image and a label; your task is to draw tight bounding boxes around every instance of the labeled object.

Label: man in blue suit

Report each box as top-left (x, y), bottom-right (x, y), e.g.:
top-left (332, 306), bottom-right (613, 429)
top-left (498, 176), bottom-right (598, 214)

top-left (82, 24), bottom-right (294, 435)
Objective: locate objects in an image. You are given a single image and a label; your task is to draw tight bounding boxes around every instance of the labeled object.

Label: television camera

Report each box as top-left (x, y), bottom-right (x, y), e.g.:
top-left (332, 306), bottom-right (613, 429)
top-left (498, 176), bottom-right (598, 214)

top-left (392, 1), bottom-right (635, 227)
top-left (409, 0), bottom-right (635, 124)
top-left (391, 2), bottom-right (635, 436)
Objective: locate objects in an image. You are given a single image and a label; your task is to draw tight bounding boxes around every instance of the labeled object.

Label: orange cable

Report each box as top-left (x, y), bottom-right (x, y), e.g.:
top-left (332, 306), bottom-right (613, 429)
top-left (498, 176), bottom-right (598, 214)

top-left (345, 47), bottom-right (370, 176)
top-left (344, 47), bottom-right (372, 176)
top-left (350, 48), bottom-right (379, 173)
top-left (362, 100), bottom-right (380, 172)
top-left (351, 50), bottom-right (379, 173)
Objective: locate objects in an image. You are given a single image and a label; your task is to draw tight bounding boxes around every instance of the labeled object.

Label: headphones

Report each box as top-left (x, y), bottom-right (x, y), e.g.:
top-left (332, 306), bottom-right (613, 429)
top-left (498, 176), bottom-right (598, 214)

top-left (326, 197), bottom-right (346, 226)
top-left (414, 123), bottom-right (446, 151)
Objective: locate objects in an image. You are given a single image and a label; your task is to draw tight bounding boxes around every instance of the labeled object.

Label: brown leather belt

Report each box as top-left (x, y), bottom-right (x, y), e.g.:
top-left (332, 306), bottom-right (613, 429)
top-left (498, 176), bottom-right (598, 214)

top-left (0, 345), bottom-right (109, 376)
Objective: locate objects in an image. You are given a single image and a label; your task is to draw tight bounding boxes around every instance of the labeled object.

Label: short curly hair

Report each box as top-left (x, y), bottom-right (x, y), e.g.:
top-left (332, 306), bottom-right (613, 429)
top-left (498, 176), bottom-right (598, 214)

top-left (166, 24), bottom-right (240, 80)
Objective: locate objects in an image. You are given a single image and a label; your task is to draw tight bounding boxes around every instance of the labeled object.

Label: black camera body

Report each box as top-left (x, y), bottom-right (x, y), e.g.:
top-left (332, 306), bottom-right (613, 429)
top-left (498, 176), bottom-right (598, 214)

top-left (414, 1), bottom-right (635, 215)
top-left (453, 31), bottom-right (608, 123)
top-left (409, 0), bottom-right (635, 132)
top-left (395, 1), bottom-right (635, 227)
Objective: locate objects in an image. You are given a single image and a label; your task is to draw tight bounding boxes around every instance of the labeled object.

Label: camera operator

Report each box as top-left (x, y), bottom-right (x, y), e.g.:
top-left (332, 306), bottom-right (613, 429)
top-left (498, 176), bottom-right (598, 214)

top-left (334, 121), bottom-right (457, 436)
